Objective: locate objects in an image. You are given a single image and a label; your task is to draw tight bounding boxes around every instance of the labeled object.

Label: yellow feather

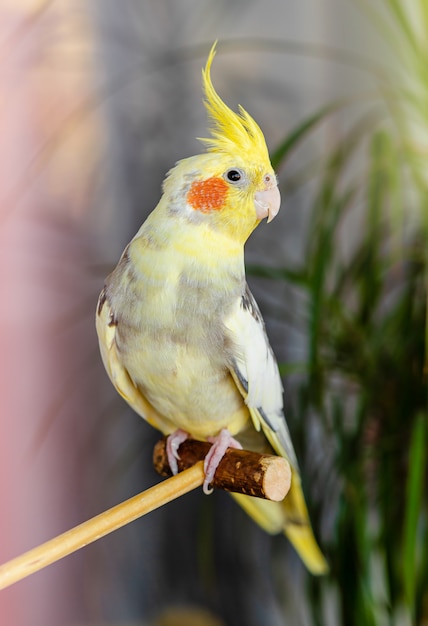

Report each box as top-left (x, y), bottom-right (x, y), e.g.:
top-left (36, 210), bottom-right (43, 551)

top-left (281, 476), bottom-right (329, 575)
top-left (96, 289), bottom-right (175, 434)
top-left (199, 42), bottom-right (271, 166)
top-left (232, 479), bottom-right (329, 575)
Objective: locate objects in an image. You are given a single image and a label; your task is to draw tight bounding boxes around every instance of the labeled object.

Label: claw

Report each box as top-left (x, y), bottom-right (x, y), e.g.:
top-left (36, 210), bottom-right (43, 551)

top-left (166, 429), bottom-right (189, 475)
top-left (203, 429), bottom-right (242, 494)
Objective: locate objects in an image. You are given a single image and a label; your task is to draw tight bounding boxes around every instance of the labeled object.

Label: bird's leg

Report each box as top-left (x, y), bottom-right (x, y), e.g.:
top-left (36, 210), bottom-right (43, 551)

top-left (166, 429), bottom-right (189, 475)
top-left (204, 428), bottom-right (243, 494)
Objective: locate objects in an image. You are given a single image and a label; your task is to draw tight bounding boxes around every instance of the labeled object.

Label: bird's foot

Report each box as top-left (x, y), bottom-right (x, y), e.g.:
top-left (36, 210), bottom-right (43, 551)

top-left (166, 429), bottom-right (189, 475)
top-left (204, 429), bottom-right (243, 495)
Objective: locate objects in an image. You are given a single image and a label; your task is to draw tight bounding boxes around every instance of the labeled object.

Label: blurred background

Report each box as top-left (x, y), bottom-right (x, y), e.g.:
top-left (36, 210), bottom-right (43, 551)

top-left (0, 1), bottom-right (427, 625)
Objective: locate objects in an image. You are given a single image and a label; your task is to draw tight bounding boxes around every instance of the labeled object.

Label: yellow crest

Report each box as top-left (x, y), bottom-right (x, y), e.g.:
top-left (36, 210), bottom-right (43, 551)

top-left (199, 43), bottom-right (271, 164)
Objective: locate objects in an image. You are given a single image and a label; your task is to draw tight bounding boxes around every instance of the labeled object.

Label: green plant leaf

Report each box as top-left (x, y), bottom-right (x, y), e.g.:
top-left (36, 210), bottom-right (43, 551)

top-left (245, 263), bottom-right (308, 285)
top-left (403, 412), bottom-right (426, 615)
top-left (271, 101), bottom-right (346, 170)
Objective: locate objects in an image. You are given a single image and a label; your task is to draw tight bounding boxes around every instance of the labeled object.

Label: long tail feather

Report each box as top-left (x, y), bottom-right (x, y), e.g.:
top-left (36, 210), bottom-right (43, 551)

top-left (231, 475), bottom-right (328, 576)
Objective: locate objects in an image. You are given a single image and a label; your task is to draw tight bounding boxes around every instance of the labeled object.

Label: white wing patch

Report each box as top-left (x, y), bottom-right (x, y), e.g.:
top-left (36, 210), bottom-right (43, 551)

top-left (224, 284), bottom-right (298, 468)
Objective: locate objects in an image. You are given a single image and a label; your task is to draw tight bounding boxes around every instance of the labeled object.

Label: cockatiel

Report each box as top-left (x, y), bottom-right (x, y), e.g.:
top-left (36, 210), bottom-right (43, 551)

top-left (96, 43), bottom-right (328, 575)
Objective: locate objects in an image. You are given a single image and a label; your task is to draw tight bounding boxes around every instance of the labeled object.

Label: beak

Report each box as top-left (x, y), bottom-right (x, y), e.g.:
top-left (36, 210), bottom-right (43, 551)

top-left (254, 184), bottom-right (281, 223)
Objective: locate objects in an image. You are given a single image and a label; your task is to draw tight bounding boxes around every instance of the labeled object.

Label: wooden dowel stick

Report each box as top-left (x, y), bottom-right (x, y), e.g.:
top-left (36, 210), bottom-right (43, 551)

top-left (0, 462), bottom-right (205, 591)
top-left (0, 440), bottom-right (291, 591)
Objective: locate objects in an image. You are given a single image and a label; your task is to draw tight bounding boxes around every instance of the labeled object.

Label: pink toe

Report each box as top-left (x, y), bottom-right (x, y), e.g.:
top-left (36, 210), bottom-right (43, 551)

top-left (166, 429), bottom-right (189, 475)
top-left (203, 429), bottom-right (242, 494)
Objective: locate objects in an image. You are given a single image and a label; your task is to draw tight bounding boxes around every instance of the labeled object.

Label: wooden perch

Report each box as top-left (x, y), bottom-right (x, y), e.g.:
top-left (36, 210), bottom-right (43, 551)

top-left (0, 462), bottom-right (205, 592)
top-left (0, 439), bottom-right (291, 591)
top-left (153, 437), bottom-right (291, 501)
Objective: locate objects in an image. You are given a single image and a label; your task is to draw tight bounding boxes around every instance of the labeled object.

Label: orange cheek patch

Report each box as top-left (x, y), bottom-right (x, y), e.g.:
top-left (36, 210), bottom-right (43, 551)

top-left (187, 177), bottom-right (228, 213)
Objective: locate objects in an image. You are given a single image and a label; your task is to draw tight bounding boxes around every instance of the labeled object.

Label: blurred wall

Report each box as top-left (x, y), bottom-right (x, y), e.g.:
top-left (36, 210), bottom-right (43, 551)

top-left (0, 2), bottom-right (105, 625)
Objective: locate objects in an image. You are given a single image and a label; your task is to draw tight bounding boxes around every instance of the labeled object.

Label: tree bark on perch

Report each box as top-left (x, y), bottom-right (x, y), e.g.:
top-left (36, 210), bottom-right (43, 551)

top-left (153, 437), bottom-right (291, 501)
top-left (0, 439), bottom-right (291, 591)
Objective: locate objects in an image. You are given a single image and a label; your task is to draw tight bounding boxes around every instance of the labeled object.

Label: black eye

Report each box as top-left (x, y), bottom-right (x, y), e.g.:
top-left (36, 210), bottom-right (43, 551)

top-left (226, 169), bottom-right (242, 183)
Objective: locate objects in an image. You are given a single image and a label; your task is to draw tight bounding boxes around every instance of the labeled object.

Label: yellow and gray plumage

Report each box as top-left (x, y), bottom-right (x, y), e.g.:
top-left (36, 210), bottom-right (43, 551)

top-left (96, 44), bottom-right (328, 575)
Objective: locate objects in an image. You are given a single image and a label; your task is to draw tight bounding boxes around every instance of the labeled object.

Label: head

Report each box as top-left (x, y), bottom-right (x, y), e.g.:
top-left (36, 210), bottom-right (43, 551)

top-left (162, 43), bottom-right (280, 244)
